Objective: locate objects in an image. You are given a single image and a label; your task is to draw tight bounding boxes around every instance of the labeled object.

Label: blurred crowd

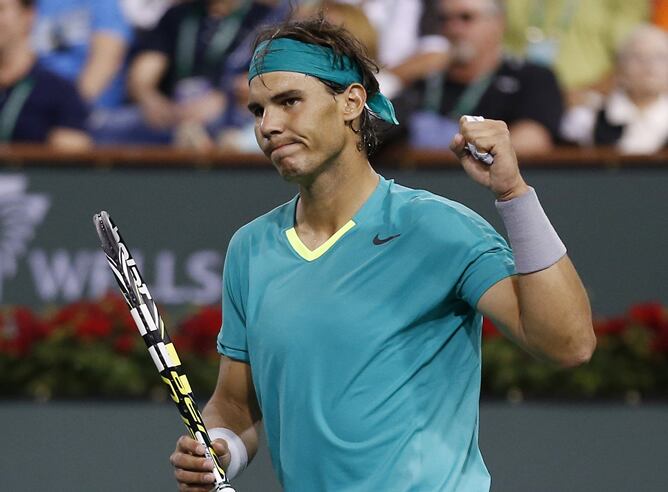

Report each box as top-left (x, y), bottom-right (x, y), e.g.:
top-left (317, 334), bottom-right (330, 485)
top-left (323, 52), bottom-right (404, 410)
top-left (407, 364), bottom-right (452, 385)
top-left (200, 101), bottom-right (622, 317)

top-left (1, 0), bottom-right (668, 156)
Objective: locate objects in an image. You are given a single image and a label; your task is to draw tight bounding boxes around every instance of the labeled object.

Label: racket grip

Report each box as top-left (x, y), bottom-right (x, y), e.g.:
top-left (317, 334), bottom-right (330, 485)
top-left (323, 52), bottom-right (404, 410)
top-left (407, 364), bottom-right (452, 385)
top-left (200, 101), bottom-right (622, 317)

top-left (213, 484), bottom-right (236, 491)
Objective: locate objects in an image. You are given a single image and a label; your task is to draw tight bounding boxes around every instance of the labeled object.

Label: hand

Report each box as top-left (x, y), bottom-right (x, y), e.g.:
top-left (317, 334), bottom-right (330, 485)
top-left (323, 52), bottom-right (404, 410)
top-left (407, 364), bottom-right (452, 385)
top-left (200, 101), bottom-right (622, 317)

top-left (139, 92), bottom-right (177, 130)
top-left (449, 116), bottom-right (530, 201)
top-left (177, 91), bottom-right (227, 125)
top-left (170, 435), bottom-right (231, 491)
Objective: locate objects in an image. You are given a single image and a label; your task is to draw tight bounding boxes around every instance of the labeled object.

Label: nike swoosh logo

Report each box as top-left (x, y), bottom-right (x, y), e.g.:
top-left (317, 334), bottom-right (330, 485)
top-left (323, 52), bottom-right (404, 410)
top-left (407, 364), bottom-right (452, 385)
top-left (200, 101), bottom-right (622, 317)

top-left (373, 233), bottom-right (401, 245)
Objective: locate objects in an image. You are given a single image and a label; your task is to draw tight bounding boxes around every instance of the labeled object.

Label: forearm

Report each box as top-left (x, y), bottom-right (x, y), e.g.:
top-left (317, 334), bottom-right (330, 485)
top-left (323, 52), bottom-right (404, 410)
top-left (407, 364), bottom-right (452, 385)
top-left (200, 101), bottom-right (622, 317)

top-left (494, 187), bottom-right (596, 366)
top-left (514, 256), bottom-right (595, 366)
top-left (508, 120), bottom-right (554, 156)
top-left (456, 118), bottom-right (596, 366)
top-left (202, 397), bottom-right (261, 461)
top-left (79, 33), bottom-right (127, 102)
top-left (128, 52), bottom-right (168, 103)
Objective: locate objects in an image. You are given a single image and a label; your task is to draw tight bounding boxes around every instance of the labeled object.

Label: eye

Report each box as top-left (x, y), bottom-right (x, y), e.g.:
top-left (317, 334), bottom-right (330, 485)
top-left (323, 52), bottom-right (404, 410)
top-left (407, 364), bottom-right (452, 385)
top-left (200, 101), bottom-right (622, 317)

top-left (251, 107), bottom-right (263, 118)
top-left (283, 97), bottom-right (300, 107)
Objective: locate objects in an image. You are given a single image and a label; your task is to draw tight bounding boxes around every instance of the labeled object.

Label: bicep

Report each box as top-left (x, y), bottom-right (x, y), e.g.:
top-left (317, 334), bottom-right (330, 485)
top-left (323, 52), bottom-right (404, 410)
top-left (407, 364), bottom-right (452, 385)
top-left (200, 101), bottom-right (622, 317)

top-left (476, 275), bottom-right (526, 347)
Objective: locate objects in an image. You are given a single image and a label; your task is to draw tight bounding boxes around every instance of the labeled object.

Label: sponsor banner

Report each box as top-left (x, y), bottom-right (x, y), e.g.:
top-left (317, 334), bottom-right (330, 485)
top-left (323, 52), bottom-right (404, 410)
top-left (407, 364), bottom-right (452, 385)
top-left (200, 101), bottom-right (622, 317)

top-left (0, 169), bottom-right (294, 309)
top-left (1, 166), bottom-right (666, 316)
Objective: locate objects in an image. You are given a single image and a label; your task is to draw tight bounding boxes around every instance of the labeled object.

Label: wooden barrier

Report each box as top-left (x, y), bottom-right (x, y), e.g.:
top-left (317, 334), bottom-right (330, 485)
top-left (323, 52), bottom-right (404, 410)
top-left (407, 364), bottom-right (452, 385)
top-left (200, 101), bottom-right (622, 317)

top-left (2, 144), bottom-right (668, 168)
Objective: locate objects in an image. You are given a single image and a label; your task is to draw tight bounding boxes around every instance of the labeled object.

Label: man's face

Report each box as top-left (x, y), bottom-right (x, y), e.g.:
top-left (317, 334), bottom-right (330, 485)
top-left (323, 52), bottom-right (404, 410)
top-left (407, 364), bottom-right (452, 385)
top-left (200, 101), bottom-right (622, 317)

top-left (439, 0), bottom-right (503, 63)
top-left (248, 71), bottom-right (349, 183)
top-left (618, 32), bottom-right (668, 97)
top-left (0, 0), bottom-right (31, 51)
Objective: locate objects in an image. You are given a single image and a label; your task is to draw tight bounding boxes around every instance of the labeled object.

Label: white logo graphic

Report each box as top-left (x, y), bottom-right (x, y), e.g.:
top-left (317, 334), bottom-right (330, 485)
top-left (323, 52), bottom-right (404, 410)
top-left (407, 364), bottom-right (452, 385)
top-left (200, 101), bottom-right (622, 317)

top-left (0, 175), bottom-right (50, 300)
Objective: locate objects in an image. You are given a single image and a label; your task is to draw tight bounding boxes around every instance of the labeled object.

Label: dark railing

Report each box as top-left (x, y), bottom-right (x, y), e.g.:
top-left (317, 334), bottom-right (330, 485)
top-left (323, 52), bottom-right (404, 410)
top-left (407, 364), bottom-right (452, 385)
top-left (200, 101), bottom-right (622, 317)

top-left (2, 144), bottom-right (668, 168)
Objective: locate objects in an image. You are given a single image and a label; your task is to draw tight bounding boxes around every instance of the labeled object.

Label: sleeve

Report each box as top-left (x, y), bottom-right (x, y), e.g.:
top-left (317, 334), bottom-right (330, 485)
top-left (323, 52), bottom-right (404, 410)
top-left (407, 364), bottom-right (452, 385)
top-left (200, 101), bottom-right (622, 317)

top-left (513, 64), bottom-right (565, 140)
top-left (217, 231), bottom-right (250, 362)
top-left (136, 6), bottom-right (177, 55)
top-left (92, 0), bottom-right (131, 41)
top-left (50, 76), bottom-right (89, 131)
top-left (450, 207), bottom-right (516, 309)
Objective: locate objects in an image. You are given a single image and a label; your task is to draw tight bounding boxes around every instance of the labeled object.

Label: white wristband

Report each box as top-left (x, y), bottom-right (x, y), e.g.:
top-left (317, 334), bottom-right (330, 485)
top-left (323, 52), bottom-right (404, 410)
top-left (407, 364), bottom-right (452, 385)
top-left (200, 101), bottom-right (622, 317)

top-left (495, 187), bottom-right (567, 274)
top-left (208, 427), bottom-right (248, 481)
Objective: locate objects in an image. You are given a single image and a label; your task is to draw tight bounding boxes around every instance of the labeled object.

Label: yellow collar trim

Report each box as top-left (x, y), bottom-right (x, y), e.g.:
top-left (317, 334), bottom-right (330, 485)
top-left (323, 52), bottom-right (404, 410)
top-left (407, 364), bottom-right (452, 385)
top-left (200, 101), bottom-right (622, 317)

top-left (285, 220), bottom-right (356, 261)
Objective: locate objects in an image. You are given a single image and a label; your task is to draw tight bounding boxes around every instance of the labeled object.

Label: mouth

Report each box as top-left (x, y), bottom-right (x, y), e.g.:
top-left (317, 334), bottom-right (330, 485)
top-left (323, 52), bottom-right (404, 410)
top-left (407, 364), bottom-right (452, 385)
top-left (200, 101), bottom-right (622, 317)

top-left (269, 142), bottom-right (300, 159)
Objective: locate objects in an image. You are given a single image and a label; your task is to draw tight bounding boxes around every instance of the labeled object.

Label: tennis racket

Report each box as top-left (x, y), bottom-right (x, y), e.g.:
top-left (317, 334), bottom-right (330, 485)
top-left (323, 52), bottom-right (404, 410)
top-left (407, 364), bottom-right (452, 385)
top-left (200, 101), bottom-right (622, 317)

top-left (93, 211), bottom-right (235, 492)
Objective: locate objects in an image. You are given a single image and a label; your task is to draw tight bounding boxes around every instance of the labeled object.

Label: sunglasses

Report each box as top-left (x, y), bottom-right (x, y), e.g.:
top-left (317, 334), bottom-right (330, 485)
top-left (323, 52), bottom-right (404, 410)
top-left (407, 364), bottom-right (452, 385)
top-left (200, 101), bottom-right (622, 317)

top-left (438, 11), bottom-right (487, 24)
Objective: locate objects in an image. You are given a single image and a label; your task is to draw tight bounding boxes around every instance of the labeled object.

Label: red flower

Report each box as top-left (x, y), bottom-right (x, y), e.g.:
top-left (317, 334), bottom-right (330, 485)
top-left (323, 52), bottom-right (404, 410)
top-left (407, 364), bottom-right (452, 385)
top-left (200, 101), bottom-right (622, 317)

top-left (0, 307), bottom-right (51, 355)
top-left (594, 317), bottom-right (627, 336)
top-left (114, 334), bottom-right (136, 354)
top-left (74, 304), bottom-right (113, 340)
top-left (628, 302), bottom-right (666, 330)
top-left (177, 306), bottom-right (222, 356)
top-left (482, 318), bottom-right (501, 339)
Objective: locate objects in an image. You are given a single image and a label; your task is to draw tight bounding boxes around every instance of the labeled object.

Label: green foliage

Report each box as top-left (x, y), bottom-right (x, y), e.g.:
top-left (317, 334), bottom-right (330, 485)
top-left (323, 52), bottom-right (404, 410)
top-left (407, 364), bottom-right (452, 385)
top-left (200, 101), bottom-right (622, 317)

top-left (1, 297), bottom-right (667, 400)
top-left (481, 303), bottom-right (668, 400)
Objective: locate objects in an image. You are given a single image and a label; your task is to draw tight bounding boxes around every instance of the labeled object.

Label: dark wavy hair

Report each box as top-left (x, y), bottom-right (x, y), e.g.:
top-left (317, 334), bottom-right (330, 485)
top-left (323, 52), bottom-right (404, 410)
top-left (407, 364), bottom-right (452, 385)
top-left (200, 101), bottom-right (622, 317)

top-left (251, 17), bottom-right (383, 156)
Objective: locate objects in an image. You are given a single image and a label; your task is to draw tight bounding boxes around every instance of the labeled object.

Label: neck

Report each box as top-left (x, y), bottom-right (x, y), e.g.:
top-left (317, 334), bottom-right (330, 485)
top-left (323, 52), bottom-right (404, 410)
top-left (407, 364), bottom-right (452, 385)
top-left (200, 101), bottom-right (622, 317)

top-left (0, 42), bottom-right (34, 87)
top-left (295, 146), bottom-right (378, 237)
top-left (628, 90), bottom-right (663, 109)
top-left (448, 46), bottom-right (502, 83)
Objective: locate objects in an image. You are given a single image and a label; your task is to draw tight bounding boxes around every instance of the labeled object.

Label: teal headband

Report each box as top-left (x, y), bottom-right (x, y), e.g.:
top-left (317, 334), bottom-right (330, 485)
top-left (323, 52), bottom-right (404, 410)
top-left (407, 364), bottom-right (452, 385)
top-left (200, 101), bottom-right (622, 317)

top-left (248, 37), bottom-right (398, 125)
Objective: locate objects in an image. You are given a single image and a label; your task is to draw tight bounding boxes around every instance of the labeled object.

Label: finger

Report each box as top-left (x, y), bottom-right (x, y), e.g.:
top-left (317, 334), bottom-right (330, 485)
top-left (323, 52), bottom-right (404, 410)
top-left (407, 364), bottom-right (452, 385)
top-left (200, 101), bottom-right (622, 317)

top-left (170, 451), bottom-right (215, 472)
top-left (449, 133), bottom-right (467, 157)
top-left (174, 468), bottom-right (217, 487)
top-left (176, 435), bottom-right (206, 455)
top-left (178, 478), bottom-right (218, 492)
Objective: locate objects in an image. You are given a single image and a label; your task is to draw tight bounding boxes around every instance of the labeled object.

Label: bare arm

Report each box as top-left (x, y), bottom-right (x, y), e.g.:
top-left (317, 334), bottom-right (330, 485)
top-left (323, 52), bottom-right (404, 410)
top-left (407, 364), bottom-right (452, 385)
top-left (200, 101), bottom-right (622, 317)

top-left (202, 356), bottom-right (263, 456)
top-left (508, 119), bottom-right (554, 157)
top-left (477, 258), bottom-right (595, 367)
top-left (170, 356), bottom-right (262, 489)
top-left (451, 117), bottom-right (596, 367)
top-left (128, 51), bottom-right (176, 129)
top-left (78, 32), bottom-right (127, 103)
top-left (47, 128), bottom-right (93, 151)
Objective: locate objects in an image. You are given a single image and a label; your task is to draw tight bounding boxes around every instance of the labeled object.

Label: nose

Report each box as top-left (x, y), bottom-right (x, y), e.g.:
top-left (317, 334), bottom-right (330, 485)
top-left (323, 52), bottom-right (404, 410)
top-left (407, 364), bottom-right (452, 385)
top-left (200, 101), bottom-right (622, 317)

top-left (259, 105), bottom-right (284, 139)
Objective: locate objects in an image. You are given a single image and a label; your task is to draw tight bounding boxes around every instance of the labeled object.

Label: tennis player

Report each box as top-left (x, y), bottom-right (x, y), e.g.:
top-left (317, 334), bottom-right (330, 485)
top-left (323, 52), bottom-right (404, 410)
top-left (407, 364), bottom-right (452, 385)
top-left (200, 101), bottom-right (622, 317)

top-left (170, 18), bottom-right (596, 492)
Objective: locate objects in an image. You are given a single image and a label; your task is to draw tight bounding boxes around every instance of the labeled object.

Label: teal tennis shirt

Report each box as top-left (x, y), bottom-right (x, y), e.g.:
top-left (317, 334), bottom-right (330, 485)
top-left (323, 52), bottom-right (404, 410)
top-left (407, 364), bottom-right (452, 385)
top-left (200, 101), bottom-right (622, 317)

top-left (218, 176), bottom-right (515, 491)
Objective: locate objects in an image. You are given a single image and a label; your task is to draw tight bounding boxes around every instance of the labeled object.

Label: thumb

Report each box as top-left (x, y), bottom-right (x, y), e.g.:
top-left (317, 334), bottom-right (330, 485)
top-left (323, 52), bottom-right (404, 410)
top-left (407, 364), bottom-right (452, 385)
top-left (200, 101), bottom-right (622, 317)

top-left (449, 133), bottom-right (467, 159)
top-left (212, 438), bottom-right (231, 468)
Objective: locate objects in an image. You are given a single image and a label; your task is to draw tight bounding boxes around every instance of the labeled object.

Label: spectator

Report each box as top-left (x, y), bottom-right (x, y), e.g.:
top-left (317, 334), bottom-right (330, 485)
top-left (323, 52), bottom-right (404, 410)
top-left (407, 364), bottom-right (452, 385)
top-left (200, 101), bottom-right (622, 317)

top-left (0, 0), bottom-right (90, 149)
top-left (298, 1), bottom-right (379, 59)
top-left (120, 0), bottom-right (176, 33)
top-left (32, 0), bottom-right (132, 109)
top-left (127, 0), bottom-right (285, 149)
top-left (389, 0), bottom-right (563, 156)
top-left (302, 0), bottom-right (450, 100)
top-left (503, 0), bottom-right (649, 107)
top-left (561, 24), bottom-right (668, 154)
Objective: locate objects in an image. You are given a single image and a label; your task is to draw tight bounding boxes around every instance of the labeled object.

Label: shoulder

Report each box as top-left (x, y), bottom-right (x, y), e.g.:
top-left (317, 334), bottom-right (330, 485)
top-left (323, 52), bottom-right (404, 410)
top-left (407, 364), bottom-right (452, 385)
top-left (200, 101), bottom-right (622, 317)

top-left (386, 180), bottom-right (498, 241)
top-left (30, 64), bottom-right (81, 99)
top-left (500, 56), bottom-right (559, 84)
top-left (31, 64), bottom-right (72, 86)
top-left (161, 2), bottom-right (197, 23)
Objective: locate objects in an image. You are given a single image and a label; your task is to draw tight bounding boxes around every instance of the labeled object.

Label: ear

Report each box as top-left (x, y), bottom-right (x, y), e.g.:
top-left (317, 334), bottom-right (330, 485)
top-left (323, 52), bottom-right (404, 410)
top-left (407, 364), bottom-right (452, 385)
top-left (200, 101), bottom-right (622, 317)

top-left (342, 83), bottom-right (367, 123)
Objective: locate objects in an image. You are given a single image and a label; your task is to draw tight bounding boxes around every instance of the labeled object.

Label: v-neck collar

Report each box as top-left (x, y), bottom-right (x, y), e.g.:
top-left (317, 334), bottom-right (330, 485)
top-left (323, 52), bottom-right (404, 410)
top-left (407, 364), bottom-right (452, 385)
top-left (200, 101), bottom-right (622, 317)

top-left (284, 175), bottom-right (390, 262)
